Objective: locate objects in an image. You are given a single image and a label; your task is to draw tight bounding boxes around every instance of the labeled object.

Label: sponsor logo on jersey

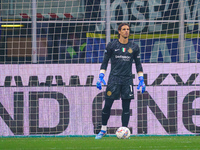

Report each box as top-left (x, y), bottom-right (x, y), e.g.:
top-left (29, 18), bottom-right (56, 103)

top-left (128, 48), bottom-right (133, 53)
top-left (107, 91), bottom-right (112, 96)
top-left (115, 55), bottom-right (131, 59)
top-left (115, 49), bottom-right (120, 51)
top-left (115, 55), bottom-right (131, 61)
top-left (122, 48), bottom-right (126, 52)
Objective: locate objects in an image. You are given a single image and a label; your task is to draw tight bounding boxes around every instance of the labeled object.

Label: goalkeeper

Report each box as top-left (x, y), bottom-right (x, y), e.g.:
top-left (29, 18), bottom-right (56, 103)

top-left (95, 23), bottom-right (146, 139)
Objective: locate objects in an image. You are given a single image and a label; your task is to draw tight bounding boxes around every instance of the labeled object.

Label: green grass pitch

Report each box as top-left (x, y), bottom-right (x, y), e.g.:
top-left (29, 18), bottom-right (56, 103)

top-left (1, 135), bottom-right (200, 150)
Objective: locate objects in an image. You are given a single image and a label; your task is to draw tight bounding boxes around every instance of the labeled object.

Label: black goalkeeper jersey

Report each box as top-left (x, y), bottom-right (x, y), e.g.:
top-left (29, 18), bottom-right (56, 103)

top-left (100, 40), bottom-right (143, 77)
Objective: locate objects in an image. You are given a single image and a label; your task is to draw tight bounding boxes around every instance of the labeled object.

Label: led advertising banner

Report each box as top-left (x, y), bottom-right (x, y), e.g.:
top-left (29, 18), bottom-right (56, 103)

top-left (0, 64), bottom-right (200, 136)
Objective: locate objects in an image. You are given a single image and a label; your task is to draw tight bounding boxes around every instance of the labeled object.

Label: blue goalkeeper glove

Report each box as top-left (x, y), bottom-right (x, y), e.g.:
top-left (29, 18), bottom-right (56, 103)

top-left (137, 76), bottom-right (146, 93)
top-left (96, 73), bottom-right (106, 90)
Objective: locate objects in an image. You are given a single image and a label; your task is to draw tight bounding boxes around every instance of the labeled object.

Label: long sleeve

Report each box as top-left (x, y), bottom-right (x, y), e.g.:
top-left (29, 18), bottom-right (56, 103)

top-left (100, 42), bottom-right (113, 70)
top-left (134, 45), bottom-right (143, 73)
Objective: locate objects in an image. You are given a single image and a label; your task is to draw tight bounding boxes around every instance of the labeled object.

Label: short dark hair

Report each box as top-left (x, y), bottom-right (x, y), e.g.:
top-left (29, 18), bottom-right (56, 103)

top-left (118, 23), bottom-right (130, 38)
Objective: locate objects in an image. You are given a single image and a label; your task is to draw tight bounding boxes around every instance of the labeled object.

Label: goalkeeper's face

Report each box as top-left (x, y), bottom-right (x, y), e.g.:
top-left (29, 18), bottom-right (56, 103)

top-left (119, 25), bottom-right (130, 39)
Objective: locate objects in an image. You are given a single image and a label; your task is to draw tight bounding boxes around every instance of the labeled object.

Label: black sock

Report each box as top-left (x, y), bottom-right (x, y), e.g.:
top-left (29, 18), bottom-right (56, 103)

top-left (121, 99), bottom-right (131, 127)
top-left (102, 99), bottom-right (114, 125)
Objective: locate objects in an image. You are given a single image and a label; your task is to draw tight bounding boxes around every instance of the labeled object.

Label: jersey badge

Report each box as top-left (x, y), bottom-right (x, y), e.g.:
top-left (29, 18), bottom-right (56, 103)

top-left (128, 48), bottom-right (133, 54)
top-left (122, 48), bottom-right (126, 52)
top-left (107, 91), bottom-right (112, 96)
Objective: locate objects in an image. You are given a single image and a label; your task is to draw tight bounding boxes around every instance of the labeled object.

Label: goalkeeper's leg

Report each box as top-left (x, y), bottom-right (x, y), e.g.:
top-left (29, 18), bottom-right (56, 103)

top-left (102, 98), bottom-right (114, 125)
top-left (121, 99), bottom-right (131, 127)
top-left (95, 99), bottom-right (114, 139)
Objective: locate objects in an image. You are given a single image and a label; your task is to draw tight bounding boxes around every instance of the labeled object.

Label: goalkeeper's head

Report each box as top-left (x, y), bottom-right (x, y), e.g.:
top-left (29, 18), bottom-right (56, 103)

top-left (118, 23), bottom-right (130, 39)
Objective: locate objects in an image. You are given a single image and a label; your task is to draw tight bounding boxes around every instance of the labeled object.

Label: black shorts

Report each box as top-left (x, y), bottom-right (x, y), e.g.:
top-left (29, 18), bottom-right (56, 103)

top-left (105, 75), bottom-right (134, 100)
